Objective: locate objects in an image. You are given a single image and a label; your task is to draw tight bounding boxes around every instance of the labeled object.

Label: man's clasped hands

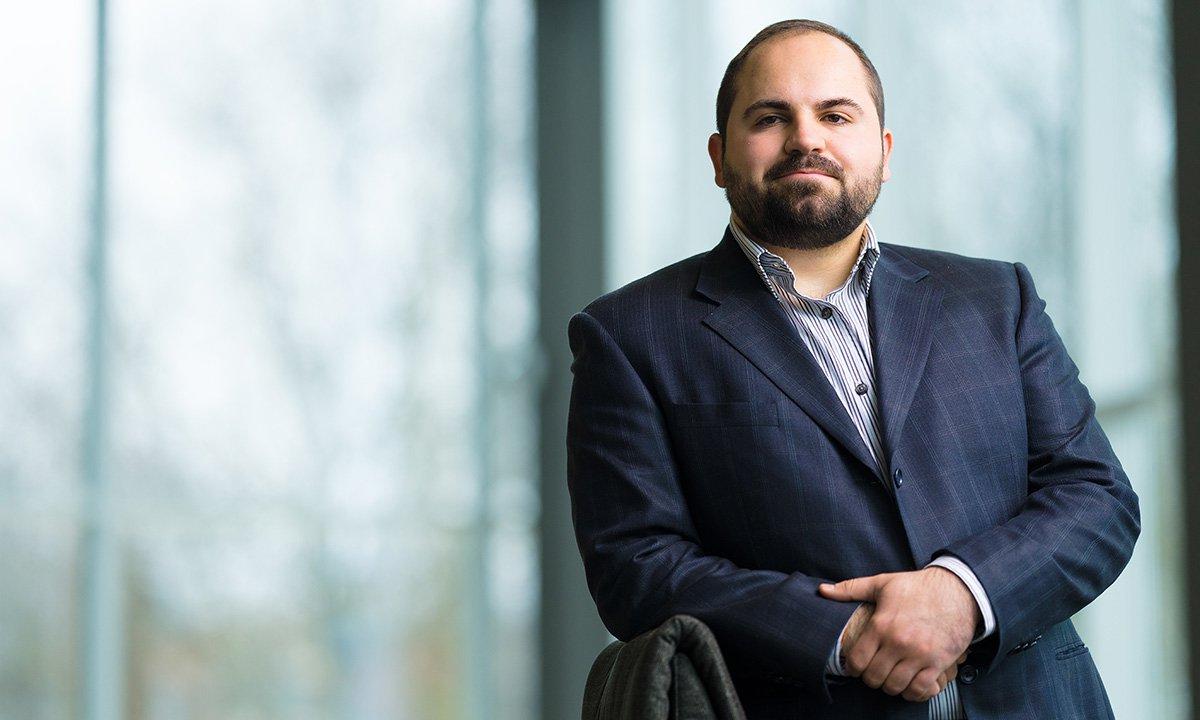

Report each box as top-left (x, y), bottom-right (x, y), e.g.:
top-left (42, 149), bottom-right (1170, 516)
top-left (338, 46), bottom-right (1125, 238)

top-left (818, 566), bottom-right (983, 703)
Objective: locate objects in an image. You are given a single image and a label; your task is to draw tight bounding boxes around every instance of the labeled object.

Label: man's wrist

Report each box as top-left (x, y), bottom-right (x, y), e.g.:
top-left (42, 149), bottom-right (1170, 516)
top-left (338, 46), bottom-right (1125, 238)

top-left (830, 602), bottom-right (872, 675)
top-left (917, 565), bottom-right (981, 652)
top-left (926, 555), bottom-right (997, 641)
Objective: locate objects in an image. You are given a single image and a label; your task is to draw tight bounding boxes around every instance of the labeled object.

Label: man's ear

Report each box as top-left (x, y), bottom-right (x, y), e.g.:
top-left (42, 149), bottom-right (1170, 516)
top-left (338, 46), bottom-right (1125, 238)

top-left (880, 128), bottom-right (894, 183)
top-left (707, 133), bottom-right (726, 188)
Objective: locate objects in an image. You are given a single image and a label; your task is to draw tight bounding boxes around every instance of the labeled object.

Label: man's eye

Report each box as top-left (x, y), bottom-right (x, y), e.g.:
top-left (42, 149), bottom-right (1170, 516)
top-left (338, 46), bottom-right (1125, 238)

top-left (825, 114), bottom-right (849, 124)
top-left (757, 115), bottom-right (783, 126)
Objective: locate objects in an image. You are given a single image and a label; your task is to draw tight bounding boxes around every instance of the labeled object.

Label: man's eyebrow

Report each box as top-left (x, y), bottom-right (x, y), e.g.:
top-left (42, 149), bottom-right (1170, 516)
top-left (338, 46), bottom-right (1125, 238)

top-left (815, 97), bottom-right (866, 115)
top-left (741, 99), bottom-right (792, 119)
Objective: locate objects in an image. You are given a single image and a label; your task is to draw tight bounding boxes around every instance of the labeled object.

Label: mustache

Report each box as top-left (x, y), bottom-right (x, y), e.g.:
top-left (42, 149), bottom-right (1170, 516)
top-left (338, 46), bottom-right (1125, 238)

top-left (767, 154), bottom-right (843, 181)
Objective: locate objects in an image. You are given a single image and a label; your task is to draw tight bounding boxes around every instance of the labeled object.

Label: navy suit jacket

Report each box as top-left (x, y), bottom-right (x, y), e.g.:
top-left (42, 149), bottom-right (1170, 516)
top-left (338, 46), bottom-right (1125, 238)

top-left (566, 228), bottom-right (1140, 719)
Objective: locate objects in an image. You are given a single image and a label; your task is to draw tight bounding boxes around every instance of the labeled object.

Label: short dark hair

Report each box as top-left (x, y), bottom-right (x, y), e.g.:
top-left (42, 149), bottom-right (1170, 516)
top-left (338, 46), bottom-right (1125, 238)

top-left (715, 19), bottom-right (885, 138)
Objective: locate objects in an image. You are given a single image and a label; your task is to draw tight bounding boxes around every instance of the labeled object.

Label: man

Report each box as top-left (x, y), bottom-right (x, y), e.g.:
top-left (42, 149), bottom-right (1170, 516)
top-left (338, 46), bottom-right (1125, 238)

top-left (565, 19), bottom-right (1139, 720)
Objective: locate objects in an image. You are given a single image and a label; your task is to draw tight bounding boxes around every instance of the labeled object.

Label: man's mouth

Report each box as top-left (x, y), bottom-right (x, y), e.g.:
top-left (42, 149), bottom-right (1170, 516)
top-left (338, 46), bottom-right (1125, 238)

top-left (776, 169), bottom-right (833, 179)
top-left (769, 160), bottom-right (841, 181)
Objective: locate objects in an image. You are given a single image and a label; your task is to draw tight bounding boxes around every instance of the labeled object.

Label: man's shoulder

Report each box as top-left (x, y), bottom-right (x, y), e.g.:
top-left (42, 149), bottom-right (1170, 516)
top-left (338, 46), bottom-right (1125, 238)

top-left (881, 240), bottom-right (1014, 277)
top-left (880, 241), bottom-right (1018, 297)
top-left (576, 248), bottom-right (711, 325)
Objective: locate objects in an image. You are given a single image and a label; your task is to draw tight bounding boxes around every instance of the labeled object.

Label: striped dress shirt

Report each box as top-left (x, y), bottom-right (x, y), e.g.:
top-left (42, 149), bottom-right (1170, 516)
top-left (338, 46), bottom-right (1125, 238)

top-left (729, 217), bottom-right (995, 720)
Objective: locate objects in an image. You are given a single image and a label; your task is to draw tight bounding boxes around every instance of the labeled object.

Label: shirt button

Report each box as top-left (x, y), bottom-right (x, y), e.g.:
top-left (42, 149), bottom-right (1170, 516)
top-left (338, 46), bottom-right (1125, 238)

top-left (819, 306), bottom-right (833, 319)
top-left (854, 382), bottom-right (868, 395)
top-left (892, 467), bottom-right (904, 488)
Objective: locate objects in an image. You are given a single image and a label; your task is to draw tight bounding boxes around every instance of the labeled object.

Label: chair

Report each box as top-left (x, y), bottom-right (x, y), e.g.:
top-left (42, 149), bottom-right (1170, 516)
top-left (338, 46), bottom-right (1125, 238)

top-left (581, 614), bottom-right (747, 720)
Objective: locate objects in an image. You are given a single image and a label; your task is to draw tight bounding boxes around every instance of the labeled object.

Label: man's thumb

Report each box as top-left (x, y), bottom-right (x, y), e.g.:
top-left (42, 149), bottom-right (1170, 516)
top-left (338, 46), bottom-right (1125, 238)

top-left (819, 575), bottom-right (881, 601)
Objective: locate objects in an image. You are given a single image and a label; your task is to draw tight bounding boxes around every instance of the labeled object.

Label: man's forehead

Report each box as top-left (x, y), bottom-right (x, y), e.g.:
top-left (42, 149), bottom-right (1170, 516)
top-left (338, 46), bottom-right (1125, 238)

top-left (737, 32), bottom-right (872, 107)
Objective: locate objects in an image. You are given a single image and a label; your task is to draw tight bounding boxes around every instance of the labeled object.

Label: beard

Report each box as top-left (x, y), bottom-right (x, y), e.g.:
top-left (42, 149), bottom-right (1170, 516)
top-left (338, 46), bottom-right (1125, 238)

top-left (723, 152), bottom-right (884, 251)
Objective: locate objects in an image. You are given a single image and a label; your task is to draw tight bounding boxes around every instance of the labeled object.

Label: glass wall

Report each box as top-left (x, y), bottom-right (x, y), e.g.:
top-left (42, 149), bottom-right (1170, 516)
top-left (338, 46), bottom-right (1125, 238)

top-left (1, 0), bottom-right (537, 718)
top-left (0, 0), bottom-right (1182, 717)
top-left (605, 1), bottom-right (1182, 718)
top-left (0, 2), bottom-right (91, 717)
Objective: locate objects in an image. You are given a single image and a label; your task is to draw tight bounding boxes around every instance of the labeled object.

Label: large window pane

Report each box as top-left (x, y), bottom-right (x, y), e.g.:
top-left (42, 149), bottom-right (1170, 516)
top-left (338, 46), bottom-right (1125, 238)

top-left (109, 0), bottom-right (538, 715)
top-left (0, 3), bottom-right (91, 718)
top-left (0, 0), bottom-right (536, 717)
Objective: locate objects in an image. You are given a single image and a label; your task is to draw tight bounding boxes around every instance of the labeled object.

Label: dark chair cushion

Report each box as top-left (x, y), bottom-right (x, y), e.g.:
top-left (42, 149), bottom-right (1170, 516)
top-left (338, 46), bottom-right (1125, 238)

top-left (582, 614), bottom-right (746, 720)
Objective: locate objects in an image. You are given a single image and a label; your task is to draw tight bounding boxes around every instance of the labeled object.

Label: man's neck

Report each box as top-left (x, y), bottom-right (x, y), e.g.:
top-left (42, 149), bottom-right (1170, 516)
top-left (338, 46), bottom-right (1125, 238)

top-left (733, 214), bottom-right (868, 299)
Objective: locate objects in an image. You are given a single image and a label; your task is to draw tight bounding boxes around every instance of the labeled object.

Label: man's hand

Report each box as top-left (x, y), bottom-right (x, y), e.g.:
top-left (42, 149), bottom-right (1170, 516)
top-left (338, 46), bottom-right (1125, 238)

top-left (821, 568), bottom-right (979, 702)
top-left (839, 602), bottom-right (965, 701)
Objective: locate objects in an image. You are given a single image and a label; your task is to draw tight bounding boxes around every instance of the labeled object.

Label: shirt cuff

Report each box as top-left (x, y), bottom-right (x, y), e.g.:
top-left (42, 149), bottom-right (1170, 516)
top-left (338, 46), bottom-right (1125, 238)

top-left (927, 554), bottom-right (996, 641)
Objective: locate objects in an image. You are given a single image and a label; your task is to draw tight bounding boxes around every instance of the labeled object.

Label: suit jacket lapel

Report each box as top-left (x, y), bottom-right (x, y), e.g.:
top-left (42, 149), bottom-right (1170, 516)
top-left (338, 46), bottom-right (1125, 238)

top-left (697, 229), bottom-right (884, 481)
top-left (866, 244), bottom-right (943, 464)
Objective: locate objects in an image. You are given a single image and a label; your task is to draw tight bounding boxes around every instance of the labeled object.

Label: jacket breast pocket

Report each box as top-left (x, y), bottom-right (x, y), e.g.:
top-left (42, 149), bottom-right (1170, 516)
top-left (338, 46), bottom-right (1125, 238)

top-left (664, 400), bottom-right (779, 428)
top-left (1055, 641), bottom-right (1090, 661)
top-left (660, 400), bottom-right (784, 564)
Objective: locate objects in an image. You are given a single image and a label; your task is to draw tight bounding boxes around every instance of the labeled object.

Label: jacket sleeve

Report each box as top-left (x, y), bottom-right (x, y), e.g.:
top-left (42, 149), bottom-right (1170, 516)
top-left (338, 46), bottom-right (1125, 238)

top-left (936, 261), bottom-right (1141, 673)
top-left (566, 309), bottom-right (857, 703)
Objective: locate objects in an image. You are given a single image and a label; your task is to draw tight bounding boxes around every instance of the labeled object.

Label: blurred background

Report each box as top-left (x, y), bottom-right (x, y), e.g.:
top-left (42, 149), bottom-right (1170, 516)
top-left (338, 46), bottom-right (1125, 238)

top-left (3, 0), bottom-right (1197, 718)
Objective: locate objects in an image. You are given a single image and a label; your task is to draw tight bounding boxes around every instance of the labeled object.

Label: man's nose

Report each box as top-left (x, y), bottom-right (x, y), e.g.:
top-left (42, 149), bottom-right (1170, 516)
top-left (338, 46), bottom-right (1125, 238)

top-left (783, 115), bottom-right (826, 155)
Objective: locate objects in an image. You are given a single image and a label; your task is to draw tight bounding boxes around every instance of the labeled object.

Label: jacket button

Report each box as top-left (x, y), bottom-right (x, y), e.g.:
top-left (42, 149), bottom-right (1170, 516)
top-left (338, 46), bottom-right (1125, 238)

top-left (892, 468), bottom-right (904, 488)
top-left (959, 664), bottom-right (978, 684)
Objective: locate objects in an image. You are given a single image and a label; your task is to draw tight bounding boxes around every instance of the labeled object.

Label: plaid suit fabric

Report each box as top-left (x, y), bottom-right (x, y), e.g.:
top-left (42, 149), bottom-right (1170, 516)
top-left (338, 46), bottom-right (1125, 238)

top-left (566, 228), bottom-right (1138, 719)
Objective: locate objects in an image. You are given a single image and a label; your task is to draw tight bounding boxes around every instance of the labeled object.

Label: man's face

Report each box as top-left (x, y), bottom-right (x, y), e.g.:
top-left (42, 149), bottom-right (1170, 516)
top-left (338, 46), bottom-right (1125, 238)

top-left (708, 32), bottom-right (893, 250)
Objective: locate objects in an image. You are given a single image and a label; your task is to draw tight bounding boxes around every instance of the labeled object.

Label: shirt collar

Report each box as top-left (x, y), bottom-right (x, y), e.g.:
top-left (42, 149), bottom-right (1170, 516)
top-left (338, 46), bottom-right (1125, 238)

top-left (728, 214), bottom-right (880, 298)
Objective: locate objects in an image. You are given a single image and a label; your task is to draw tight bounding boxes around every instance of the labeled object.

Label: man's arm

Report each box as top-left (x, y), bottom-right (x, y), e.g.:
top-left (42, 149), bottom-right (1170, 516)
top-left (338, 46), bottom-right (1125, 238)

top-left (566, 309), bottom-right (856, 702)
top-left (820, 260), bottom-right (1139, 695)
top-left (916, 261), bottom-right (1140, 674)
top-left (931, 261), bottom-right (1141, 671)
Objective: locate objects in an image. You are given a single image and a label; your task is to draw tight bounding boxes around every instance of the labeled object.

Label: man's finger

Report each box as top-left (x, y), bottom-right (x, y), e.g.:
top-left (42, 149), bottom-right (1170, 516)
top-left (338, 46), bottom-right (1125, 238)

top-left (936, 661), bottom-right (958, 689)
top-left (819, 574), bottom-right (885, 602)
top-left (859, 645), bottom-right (901, 690)
top-left (916, 662), bottom-right (958, 703)
top-left (902, 667), bottom-right (945, 703)
top-left (841, 623), bottom-right (881, 677)
top-left (881, 658), bottom-right (923, 697)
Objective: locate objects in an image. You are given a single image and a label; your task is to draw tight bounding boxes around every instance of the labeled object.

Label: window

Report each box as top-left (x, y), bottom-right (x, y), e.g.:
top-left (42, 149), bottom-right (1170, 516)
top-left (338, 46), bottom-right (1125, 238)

top-left (2, 0), bottom-right (537, 717)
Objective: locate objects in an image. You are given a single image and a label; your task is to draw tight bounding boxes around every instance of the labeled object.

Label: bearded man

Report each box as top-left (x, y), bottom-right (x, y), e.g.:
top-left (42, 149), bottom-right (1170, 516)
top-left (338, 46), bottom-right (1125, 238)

top-left (565, 19), bottom-right (1139, 719)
